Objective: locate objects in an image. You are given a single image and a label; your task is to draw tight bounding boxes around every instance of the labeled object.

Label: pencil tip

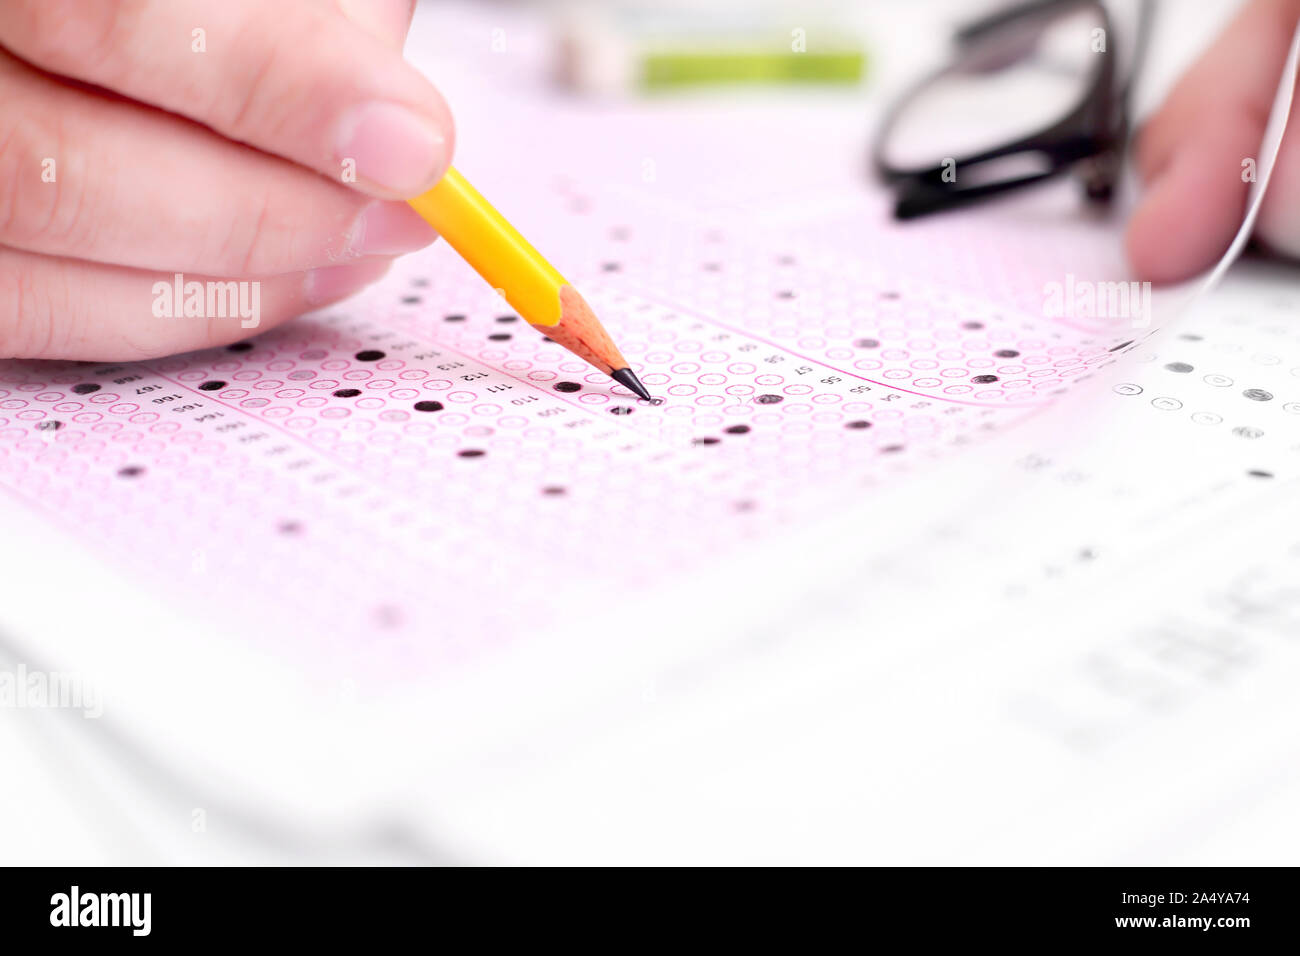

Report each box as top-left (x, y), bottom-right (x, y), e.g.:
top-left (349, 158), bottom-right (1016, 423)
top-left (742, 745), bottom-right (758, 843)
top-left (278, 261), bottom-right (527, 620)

top-left (610, 367), bottom-right (652, 402)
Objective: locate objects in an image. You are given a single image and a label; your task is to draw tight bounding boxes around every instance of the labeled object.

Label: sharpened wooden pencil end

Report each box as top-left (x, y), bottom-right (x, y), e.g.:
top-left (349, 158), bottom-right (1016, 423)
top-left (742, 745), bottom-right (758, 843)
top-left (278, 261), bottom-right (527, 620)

top-left (542, 286), bottom-right (626, 375)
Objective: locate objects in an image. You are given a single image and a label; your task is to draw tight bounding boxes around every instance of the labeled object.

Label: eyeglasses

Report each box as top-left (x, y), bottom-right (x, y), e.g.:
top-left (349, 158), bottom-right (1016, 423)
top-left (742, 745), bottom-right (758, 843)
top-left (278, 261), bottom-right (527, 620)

top-left (873, 0), bottom-right (1153, 219)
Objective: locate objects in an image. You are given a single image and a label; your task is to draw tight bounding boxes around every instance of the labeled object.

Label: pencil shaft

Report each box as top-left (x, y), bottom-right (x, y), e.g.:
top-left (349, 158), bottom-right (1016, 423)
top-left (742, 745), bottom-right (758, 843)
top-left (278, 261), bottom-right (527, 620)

top-left (407, 168), bottom-right (565, 327)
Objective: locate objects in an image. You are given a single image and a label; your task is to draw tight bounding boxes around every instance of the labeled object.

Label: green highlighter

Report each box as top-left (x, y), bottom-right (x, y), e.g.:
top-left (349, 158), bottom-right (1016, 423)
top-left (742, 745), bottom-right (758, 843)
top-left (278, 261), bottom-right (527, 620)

top-left (643, 49), bottom-right (866, 90)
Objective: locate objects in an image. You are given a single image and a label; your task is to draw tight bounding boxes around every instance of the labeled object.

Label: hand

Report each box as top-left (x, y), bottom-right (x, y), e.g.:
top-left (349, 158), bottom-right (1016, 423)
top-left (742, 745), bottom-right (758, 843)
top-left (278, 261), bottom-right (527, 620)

top-left (0, 0), bottom-right (451, 359)
top-left (1127, 0), bottom-right (1300, 283)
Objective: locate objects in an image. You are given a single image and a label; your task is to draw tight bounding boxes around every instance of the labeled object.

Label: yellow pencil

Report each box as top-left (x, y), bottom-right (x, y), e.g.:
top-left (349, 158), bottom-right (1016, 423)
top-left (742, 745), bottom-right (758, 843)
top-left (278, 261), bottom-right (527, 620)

top-left (407, 169), bottom-right (651, 401)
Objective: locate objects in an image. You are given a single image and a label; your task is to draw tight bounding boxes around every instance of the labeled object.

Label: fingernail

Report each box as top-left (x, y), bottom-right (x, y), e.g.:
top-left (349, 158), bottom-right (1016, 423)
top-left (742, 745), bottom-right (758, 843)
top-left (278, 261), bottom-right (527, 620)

top-left (305, 260), bottom-right (392, 306)
top-left (350, 201), bottom-right (437, 256)
top-left (335, 102), bottom-right (448, 196)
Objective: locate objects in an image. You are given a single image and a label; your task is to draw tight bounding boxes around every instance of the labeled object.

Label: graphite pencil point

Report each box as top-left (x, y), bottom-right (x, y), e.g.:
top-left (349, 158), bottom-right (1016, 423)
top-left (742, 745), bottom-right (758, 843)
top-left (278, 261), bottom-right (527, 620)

top-left (610, 367), bottom-right (652, 401)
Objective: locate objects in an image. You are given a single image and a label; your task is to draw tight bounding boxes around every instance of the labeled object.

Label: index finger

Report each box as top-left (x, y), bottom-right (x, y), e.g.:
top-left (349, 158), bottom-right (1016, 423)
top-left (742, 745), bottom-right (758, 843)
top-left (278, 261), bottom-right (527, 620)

top-left (0, 0), bottom-right (454, 199)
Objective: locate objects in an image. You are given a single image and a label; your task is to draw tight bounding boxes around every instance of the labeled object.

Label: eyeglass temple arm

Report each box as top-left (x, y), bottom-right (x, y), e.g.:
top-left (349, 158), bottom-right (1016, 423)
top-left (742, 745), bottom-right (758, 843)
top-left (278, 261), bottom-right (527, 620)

top-left (892, 170), bottom-right (1061, 220)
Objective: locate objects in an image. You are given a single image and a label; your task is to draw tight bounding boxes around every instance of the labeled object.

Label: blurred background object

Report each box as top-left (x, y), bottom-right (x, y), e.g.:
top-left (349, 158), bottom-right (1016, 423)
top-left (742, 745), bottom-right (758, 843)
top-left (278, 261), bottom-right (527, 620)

top-left (553, 0), bottom-right (869, 96)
